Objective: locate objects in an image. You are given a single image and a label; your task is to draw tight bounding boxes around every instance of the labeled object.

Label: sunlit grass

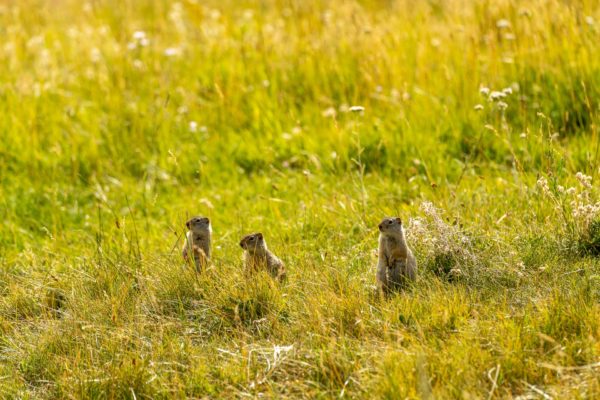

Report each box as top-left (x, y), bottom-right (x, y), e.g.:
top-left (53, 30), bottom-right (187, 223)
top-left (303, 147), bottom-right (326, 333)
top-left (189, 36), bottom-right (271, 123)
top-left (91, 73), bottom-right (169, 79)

top-left (1, 0), bottom-right (599, 398)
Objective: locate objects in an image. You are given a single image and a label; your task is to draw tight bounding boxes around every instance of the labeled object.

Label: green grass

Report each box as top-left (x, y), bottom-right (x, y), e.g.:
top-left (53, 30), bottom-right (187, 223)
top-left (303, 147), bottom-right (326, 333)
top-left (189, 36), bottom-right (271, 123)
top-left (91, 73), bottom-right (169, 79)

top-left (1, 0), bottom-right (600, 398)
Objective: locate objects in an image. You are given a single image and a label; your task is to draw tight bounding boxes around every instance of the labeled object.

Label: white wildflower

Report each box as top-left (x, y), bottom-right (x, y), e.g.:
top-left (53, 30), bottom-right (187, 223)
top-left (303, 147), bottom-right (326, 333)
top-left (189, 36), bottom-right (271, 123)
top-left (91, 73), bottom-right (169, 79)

top-left (497, 101), bottom-right (508, 110)
top-left (349, 105), bottom-right (365, 113)
top-left (132, 59), bottom-right (144, 69)
top-left (537, 177), bottom-right (550, 195)
top-left (489, 91), bottom-right (506, 101)
top-left (496, 19), bottom-right (511, 29)
top-left (164, 47), bottom-right (182, 57)
top-left (189, 121), bottom-right (198, 133)
top-left (474, 104), bottom-right (484, 111)
top-left (133, 31), bottom-right (146, 40)
top-left (90, 47), bottom-right (101, 63)
top-left (479, 87), bottom-right (490, 96)
top-left (98, 25), bottom-right (110, 36)
top-left (322, 107), bottom-right (336, 118)
top-left (130, 31), bottom-right (149, 49)
top-left (575, 172), bottom-right (592, 189)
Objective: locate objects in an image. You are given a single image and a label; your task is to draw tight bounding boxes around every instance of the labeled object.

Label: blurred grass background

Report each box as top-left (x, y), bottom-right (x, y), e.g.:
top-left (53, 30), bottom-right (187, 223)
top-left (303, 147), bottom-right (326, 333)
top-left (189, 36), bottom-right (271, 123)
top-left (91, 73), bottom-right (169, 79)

top-left (0, 0), bottom-right (599, 398)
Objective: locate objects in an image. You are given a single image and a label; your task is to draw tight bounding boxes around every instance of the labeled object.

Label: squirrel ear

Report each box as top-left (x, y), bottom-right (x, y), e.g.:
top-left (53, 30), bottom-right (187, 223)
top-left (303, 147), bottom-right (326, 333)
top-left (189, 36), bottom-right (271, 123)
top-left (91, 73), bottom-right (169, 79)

top-left (186, 220), bottom-right (191, 229)
top-left (395, 217), bottom-right (402, 224)
top-left (256, 233), bottom-right (263, 239)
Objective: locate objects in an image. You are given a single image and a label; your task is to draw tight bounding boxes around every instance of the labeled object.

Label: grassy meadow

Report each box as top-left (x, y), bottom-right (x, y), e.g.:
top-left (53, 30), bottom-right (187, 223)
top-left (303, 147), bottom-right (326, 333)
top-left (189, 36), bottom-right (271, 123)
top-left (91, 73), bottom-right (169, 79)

top-left (2, 0), bottom-right (600, 398)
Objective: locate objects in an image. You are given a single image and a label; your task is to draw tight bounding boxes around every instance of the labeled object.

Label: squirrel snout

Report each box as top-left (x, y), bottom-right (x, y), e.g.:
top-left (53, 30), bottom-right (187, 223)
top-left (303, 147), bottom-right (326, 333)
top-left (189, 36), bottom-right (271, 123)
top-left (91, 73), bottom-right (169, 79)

top-left (378, 223), bottom-right (384, 231)
top-left (239, 241), bottom-right (245, 248)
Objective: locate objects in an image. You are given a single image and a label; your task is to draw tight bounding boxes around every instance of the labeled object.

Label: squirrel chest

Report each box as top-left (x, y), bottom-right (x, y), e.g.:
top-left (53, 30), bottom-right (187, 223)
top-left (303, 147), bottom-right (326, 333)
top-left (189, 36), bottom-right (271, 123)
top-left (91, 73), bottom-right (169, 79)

top-left (381, 236), bottom-right (408, 266)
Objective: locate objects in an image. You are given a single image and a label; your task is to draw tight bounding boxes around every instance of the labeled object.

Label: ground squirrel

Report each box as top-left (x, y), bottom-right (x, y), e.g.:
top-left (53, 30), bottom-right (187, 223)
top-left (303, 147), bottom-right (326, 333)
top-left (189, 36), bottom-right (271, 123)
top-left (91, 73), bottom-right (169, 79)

top-left (376, 217), bottom-right (417, 294)
top-left (182, 216), bottom-right (212, 272)
top-left (239, 232), bottom-right (286, 281)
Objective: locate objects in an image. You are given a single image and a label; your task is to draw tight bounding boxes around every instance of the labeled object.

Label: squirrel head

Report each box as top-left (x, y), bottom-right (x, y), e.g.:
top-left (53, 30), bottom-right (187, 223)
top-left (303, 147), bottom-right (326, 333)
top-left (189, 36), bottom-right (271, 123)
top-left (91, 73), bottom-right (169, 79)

top-left (186, 216), bottom-right (211, 234)
top-left (239, 232), bottom-right (266, 253)
top-left (378, 217), bottom-right (403, 236)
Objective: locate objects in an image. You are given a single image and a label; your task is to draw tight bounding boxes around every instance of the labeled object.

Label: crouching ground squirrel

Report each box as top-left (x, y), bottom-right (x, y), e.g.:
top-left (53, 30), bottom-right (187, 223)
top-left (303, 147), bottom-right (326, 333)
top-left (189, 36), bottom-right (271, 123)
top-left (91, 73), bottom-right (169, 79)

top-left (239, 233), bottom-right (286, 281)
top-left (376, 217), bottom-right (417, 294)
top-left (182, 216), bottom-right (212, 271)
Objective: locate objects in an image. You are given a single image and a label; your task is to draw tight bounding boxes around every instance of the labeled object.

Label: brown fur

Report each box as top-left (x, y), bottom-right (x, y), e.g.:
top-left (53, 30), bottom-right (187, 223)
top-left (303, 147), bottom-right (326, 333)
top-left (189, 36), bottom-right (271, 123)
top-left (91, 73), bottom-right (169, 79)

top-left (182, 216), bottom-right (211, 272)
top-left (376, 217), bottom-right (417, 294)
top-left (240, 233), bottom-right (286, 281)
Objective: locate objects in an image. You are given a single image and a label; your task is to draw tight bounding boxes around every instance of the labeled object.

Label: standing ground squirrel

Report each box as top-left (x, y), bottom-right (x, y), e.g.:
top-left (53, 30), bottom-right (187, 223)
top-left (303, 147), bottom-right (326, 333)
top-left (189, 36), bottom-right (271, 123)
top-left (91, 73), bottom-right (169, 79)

top-left (239, 232), bottom-right (286, 281)
top-left (376, 217), bottom-right (417, 294)
top-left (182, 216), bottom-right (212, 272)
